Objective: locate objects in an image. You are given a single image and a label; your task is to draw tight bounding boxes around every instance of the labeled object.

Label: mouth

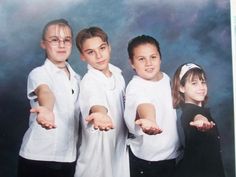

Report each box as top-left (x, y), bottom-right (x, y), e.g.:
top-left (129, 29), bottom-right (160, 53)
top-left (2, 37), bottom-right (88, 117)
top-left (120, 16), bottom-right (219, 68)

top-left (97, 60), bottom-right (106, 65)
top-left (196, 92), bottom-right (206, 96)
top-left (145, 68), bottom-right (154, 72)
top-left (57, 51), bottom-right (66, 54)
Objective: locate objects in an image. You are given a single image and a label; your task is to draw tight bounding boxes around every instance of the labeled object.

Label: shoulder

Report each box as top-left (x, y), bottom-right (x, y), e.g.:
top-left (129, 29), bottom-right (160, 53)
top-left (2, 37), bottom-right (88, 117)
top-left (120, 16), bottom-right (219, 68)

top-left (109, 63), bottom-right (122, 74)
top-left (181, 103), bottom-right (207, 118)
top-left (28, 65), bottom-right (47, 78)
top-left (161, 72), bottom-right (171, 82)
top-left (126, 76), bottom-right (146, 94)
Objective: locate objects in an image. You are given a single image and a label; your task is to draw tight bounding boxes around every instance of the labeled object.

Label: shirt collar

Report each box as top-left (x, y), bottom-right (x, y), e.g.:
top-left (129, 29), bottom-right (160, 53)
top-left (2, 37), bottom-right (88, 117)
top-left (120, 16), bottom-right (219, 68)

top-left (87, 63), bottom-right (121, 77)
top-left (44, 59), bottom-right (79, 79)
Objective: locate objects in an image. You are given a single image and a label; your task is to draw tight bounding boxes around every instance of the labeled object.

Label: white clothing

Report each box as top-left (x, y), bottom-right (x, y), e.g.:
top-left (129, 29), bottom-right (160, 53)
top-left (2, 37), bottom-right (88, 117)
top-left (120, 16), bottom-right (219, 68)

top-left (19, 59), bottom-right (80, 162)
top-left (74, 64), bottom-right (129, 177)
top-left (124, 73), bottom-right (180, 161)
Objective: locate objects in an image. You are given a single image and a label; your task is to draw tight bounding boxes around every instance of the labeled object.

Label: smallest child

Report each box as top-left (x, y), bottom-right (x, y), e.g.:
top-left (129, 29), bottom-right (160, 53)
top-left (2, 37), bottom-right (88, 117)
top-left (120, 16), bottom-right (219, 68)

top-left (172, 63), bottom-right (225, 177)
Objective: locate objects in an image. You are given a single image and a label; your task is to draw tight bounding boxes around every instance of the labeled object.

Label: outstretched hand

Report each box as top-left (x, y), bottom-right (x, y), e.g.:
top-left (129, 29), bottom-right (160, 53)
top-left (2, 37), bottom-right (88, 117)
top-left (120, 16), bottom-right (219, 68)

top-left (190, 114), bottom-right (215, 132)
top-left (86, 112), bottom-right (114, 131)
top-left (135, 119), bottom-right (162, 135)
top-left (31, 106), bottom-right (56, 129)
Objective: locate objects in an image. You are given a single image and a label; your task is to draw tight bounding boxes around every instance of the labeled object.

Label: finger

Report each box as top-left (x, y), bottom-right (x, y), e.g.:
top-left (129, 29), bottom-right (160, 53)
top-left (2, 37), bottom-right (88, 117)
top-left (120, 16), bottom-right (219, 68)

top-left (30, 108), bottom-right (38, 113)
top-left (85, 115), bottom-right (94, 122)
top-left (135, 120), bottom-right (142, 126)
top-left (210, 121), bottom-right (215, 126)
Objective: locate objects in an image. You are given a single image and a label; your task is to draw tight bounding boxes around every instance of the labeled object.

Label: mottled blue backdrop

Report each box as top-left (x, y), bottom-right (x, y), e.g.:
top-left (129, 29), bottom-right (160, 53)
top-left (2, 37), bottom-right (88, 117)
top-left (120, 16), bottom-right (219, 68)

top-left (0, 0), bottom-right (234, 177)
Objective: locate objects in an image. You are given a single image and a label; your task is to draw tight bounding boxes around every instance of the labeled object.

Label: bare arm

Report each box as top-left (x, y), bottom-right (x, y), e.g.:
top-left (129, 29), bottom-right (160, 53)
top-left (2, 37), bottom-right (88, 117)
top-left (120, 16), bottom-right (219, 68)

top-left (30, 84), bottom-right (56, 129)
top-left (85, 105), bottom-right (114, 131)
top-left (135, 103), bottom-right (162, 135)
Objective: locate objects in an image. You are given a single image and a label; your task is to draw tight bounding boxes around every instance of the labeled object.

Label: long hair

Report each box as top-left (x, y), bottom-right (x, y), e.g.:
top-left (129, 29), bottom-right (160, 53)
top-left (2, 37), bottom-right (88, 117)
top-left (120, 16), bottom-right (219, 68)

top-left (172, 63), bottom-right (208, 108)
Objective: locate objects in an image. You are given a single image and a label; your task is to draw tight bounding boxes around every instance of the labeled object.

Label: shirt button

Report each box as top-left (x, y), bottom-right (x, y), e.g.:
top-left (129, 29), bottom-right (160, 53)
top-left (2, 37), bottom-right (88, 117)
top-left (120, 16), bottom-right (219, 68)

top-left (217, 136), bottom-right (220, 139)
top-left (140, 171), bottom-right (144, 174)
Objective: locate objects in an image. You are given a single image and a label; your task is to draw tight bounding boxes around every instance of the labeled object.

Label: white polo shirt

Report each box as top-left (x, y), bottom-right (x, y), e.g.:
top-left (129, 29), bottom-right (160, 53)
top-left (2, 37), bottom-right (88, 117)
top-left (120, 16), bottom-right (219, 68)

top-left (19, 59), bottom-right (80, 162)
top-left (124, 73), bottom-right (180, 161)
top-left (74, 64), bottom-right (129, 177)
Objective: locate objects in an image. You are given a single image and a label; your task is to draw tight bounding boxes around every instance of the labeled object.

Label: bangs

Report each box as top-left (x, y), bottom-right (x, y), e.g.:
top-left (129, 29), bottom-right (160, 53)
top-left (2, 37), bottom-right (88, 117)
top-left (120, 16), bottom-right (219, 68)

top-left (187, 68), bottom-right (206, 81)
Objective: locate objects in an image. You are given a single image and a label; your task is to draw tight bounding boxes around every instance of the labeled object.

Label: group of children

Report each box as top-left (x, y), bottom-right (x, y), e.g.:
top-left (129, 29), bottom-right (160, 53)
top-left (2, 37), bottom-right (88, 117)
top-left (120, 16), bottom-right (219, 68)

top-left (17, 18), bottom-right (225, 177)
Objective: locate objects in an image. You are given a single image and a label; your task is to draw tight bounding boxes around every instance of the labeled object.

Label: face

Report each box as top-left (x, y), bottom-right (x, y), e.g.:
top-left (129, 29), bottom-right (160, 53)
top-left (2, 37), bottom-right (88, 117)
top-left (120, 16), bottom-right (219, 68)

top-left (41, 24), bottom-right (72, 66)
top-left (180, 75), bottom-right (208, 106)
top-left (80, 37), bottom-right (111, 75)
top-left (131, 43), bottom-right (161, 81)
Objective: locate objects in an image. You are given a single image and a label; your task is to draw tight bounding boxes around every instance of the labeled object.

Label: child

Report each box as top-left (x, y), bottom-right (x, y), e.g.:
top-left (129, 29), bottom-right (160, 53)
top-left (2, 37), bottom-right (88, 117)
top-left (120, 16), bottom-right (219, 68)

top-left (17, 19), bottom-right (80, 177)
top-left (74, 27), bottom-right (129, 177)
top-left (124, 35), bottom-right (180, 177)
top-left (172, 63), bottom-right (225, 177)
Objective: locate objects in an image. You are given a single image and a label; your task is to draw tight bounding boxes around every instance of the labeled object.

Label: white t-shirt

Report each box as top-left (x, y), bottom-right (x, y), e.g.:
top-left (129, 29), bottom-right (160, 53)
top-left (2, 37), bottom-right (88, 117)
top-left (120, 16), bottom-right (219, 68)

top-left (19, 59), bottom-right (80, 162)
top-left (74, 64), bottom-right (129, 177)
top-left (124, 73), bottom-right (180, 161)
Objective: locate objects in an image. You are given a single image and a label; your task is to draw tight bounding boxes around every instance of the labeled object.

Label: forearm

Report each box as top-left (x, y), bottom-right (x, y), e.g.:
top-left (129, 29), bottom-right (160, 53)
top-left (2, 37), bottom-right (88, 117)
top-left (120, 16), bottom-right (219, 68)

top-left (136, 103), bottom-right (162, 135)
top-left (90, 105), bottom-right (108, 114)
top-left (35, 84), bottom-right (55, 111)
top-left (137, 103), bottom-right (156, 121)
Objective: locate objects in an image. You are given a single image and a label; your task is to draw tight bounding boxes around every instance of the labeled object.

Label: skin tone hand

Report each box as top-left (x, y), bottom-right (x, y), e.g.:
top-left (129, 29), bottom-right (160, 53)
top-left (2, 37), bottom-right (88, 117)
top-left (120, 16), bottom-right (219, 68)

top-left (86, 105), bottom-right (114, 131)
top-left (32, 84), bottom-right (56, 129)
top-left (135, 118), bottom-right (162, 135)
top-left (136, 103), bottom-right (162, 135)
top-left (190, 114), bottom-right (215, 132)
top-left (31, 106), bottom-right (56, 129)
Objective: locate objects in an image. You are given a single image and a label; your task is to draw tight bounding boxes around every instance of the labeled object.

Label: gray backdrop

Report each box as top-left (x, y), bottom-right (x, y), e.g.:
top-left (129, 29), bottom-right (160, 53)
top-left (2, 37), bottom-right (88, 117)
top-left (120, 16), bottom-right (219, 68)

top-left (0, 0), bottom-right (234, 177)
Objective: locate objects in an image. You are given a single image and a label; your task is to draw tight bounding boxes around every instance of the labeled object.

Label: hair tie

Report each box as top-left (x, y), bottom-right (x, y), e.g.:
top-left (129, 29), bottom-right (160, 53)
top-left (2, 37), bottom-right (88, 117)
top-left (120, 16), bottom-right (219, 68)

top-left (179, 63), bottom-right (201, 80)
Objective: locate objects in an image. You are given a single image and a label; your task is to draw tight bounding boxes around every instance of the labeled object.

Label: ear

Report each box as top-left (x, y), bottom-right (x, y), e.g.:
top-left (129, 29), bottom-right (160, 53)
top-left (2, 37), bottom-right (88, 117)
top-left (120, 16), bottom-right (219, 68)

top-left (179, 85), bottom-right (185, 93)
top-left (40, 40), bottom-right (46, 49)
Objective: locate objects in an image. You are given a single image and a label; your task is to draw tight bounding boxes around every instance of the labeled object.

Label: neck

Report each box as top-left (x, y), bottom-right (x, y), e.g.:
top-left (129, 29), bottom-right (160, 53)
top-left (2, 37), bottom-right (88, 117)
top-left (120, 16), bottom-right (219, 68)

top-left (58, 65), bottom-right (67, 69)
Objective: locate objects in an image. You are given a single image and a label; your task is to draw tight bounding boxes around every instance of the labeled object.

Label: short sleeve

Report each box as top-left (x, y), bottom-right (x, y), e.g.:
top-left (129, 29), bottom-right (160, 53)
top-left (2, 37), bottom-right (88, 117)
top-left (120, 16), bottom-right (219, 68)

top-left (27, 68), bottom-right (51, 100)
top-left (79, 77), bottom-right (108, 118)
top-left (124, 81), bottom-right (152, 135)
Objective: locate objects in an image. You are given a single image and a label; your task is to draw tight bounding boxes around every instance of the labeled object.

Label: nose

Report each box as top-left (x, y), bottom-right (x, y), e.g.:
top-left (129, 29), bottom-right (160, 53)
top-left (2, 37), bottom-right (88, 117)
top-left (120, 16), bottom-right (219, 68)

top-left (58, 40), bottom-right (65, 47)
top-left (145, 58), bottom-right (152, 66)
top-left (95, 51), bottom-right (102, 59)
top-left (198, 82), bottom-right (206, 89)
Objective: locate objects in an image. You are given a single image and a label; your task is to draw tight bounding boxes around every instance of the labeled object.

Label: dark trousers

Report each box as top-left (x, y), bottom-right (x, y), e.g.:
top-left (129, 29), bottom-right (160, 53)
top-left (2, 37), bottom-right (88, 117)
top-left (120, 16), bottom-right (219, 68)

top-left (17, 156), bottom-right (76, 177)
top-left (129, 148), bottom-right (176, 177)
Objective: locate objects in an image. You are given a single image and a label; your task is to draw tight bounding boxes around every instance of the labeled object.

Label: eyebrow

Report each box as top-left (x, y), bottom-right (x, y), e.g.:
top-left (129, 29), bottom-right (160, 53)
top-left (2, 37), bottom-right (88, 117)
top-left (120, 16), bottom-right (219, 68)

top-left (83, 42), bottom-right (107, 53)
top-left (47, 35), bottom-right (72, 38)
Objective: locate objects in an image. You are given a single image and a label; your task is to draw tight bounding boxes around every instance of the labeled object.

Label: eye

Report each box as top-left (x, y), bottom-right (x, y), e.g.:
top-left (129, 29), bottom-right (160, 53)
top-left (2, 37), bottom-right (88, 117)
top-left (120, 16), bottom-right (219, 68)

top-left (191, 81), bottom-right (197, 85)
top-left (64, 38), bottom-right (72, 43)
top-left (51, 38), bottom-right (59, 42)
top-left (201, 80), bottom-right (206, 84)
top-left (100, 45), bottom-right (107, 50)
top-left (87, 50), bottom-right (94, 55)
top-left (138, 57), bottom-right (145, 61)
top-left (151, 55), bottom-right (157, 59)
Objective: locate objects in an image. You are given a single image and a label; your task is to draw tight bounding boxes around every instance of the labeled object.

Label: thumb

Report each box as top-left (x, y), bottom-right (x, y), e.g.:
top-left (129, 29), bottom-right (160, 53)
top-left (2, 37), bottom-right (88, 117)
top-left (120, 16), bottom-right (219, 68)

top-left (135, 119), bottom-right (142, 125)
top-left (30, 107), bottom-right (39, 113)
top-left (189, 121), bottom-right (195, 126)
top-left (85, 115), bottom-right (94, 122)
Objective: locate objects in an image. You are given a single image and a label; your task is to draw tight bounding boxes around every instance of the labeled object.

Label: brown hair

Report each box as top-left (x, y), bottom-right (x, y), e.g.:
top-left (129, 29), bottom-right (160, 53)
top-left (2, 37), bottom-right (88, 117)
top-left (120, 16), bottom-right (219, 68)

top-left (172, 63), bottom-right (208, 108)
top-left (75, 26), bottom-right (108, 53)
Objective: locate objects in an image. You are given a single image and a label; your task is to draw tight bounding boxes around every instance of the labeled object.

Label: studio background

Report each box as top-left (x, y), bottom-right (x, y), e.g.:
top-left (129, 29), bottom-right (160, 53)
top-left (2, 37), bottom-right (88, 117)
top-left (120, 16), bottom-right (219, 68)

top-left (0, 0), bottom-right (234, 177)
